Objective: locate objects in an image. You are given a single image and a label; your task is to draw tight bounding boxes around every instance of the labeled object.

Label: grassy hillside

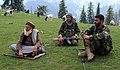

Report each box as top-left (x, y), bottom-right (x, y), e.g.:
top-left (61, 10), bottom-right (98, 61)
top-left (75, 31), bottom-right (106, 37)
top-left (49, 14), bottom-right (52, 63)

top-left (0, 11), bottom-right (120, 70)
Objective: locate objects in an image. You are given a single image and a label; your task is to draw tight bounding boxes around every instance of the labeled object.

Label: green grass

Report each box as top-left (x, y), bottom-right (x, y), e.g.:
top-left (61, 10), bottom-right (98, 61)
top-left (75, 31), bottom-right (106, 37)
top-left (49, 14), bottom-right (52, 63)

top-left (0, 10), bottom-right (120, 70)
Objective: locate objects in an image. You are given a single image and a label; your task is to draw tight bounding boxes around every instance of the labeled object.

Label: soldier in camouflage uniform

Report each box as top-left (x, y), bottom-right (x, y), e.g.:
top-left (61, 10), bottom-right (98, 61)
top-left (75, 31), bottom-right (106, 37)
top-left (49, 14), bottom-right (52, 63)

top-left (80, 14), bottom-right (112, 61)
top-left (53, 13), bottom-right (80, 46)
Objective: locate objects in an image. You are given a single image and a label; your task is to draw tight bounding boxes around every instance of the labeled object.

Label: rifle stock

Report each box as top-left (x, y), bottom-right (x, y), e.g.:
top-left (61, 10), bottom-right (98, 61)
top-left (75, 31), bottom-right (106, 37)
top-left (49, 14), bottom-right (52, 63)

top-left (53, 37), bottom-right (81, 41)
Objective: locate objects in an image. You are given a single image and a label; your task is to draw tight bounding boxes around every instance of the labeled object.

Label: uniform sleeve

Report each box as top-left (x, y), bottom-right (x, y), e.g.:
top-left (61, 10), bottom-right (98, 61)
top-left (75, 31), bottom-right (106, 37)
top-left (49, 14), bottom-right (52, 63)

top-left (35, 32), bottom-right (42, 47)
top-left (17, 32), bottom-right (24, 50)
top-left (81, 26), bottom-right (94, 37)
top-left (93, 26), bottom-right (110, 40)
top-left (74, 22), bottom-right (80, 36)
top-left (58, 22), bottom-right (65, 36)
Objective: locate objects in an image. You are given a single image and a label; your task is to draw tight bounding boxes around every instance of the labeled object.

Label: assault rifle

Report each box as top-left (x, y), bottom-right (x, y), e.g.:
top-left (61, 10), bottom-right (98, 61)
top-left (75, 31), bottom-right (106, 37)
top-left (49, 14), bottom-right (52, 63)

top-left (53, 37), bottom-right (81, 45)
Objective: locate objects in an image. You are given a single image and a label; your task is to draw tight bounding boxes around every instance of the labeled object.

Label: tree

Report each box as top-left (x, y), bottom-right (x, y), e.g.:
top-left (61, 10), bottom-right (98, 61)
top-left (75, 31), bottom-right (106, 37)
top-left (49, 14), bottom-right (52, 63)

top-left (114, 12), bottom-right (118, 25)
top-left (113, 10), bottom-right (120, 26)
top-left (87, 2), bottom-right (94, 24)
top-left (14, 0), bottom-right (24, 11)
top-left (58, 0), bottom-right (68, 18)
top-left (96, 3), bottom-right (100, 15)
top-left (1, 0), bottom-right (10, 8)
top-left (37, 5), bottom-right (48, 16)
top-left (117, 9), bottom-right (120, 25)
top-left (1, 0), bottom-right (24, 11)
top-left (118, 9), bottom-right (120, 20)
top-left (105, 5), bottom-right (114, 25)
top-left (80, 5), bottom-right (87, 23)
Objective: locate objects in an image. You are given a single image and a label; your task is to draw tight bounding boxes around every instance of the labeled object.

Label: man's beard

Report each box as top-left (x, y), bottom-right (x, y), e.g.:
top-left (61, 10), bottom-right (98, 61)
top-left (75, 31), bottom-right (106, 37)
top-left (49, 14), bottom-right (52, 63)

top-left (24, 29), bottom-right (32, 36)
top-left (94, 22), bottom-right (100, 27)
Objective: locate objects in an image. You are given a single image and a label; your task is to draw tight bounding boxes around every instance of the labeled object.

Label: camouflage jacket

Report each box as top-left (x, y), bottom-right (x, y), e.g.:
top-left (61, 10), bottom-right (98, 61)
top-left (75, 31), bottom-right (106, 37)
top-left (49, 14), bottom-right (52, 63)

top-left (58, 21), bottom-right (80, 37)
top-left (81, 25), bottom-right (112, 54)
top-left (81, 25), bottom-right (110, 40)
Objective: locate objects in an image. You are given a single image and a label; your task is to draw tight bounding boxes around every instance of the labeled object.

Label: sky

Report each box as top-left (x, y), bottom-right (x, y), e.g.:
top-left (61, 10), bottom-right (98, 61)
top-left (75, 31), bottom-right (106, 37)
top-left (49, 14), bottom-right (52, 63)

top-left (0, 0), bottom-right (120, 7)
top-left (0, 0), bottom-right (3, 5)
top-left (0, 0), bottom-right (120, 4)
top-left (23, 0), bottom-right (120, 5)
top-left (0, 0), bottom-right (120, 21)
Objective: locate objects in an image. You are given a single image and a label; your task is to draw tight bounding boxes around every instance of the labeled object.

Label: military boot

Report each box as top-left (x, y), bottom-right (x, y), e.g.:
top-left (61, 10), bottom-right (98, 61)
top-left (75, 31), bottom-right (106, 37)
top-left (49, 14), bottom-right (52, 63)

top-left (86, 47), bottom-right (95, 61)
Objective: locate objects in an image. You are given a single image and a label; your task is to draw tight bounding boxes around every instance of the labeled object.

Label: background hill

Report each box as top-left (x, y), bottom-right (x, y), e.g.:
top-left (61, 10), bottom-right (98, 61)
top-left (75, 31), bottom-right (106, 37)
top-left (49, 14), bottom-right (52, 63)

top-left (23, 0), bottom-right (120, 21)
top-left (0, 11), bottom-right (120, 70)
top-left (0, 0), bottom-right (120, 21)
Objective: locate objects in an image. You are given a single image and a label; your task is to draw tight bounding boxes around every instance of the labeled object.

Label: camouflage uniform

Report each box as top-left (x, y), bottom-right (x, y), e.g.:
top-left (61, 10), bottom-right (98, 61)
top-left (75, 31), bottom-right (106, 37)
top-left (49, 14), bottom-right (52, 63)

top-left (81, 25), bottom-right (112, 55)
top-left (58, 21), bottom-right (80, 45)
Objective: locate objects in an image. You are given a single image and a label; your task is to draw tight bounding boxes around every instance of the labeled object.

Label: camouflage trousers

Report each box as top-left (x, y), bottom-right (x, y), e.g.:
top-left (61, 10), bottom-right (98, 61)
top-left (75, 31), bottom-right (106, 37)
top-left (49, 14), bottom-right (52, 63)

top-left (85, 38), bottom-right (112, 55)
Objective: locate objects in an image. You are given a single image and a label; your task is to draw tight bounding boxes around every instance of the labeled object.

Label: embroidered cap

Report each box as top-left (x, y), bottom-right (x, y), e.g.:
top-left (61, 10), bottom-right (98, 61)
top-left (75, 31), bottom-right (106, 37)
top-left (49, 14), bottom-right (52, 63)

top-left (26, 21), bottom-right (35, 29)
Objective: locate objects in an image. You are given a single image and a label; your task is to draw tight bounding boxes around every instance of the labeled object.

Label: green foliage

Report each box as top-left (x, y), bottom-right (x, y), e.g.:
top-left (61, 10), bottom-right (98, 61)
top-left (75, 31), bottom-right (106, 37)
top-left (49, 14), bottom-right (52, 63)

top-left (1, 0), bottom-right (10, 8)
top-left (105, 5), bottom-right (114, 25)
top-left (58, 0), bottom-right (68, 18)
top-left (118, 9), bottom-right (120, 20)
top-left (87, 2), bottom-right (94, 24)
top-left (114, 12), bottom-right (118, 25)
top-left (14, 0), bottom-right (24, 11)
top-left (96, 3), bottom-right (100, 15)
top-left (0, 11), bottom-right (120, 70)
top-left (1, 0), bottom-right (24, 11)
top-left (37, 5), bottom-right (48, 15)
top-left (80, 5), bottom-right (87, 23)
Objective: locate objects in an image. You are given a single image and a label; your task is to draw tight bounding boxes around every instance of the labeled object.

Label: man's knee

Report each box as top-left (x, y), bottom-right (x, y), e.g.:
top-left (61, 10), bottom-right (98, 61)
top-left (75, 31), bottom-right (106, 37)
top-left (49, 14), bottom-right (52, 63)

top-left (10, 44), bottom-right (17, 50)
top-left (10, 44), bottom-right (18, 54)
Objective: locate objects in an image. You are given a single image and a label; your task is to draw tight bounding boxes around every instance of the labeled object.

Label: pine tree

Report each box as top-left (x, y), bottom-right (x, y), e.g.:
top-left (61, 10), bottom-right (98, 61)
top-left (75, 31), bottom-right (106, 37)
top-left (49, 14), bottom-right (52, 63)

top-left (117, 9), bottom-right (120, 26)
top-left (37, 5), bottom-right (48, 15)
top-left (96, 3), bottom-right (100, 15)
top-left (14, 0), bottom-right (24, 11)
top-left (118, 9), bottom-right (120, 20)
top-left (114, 12), bottom-right (118, 25)
top-left (1, 0), bottom-right (24, 11)
top-left (80, 5), bottom-right (87, 23)
top-left (87, 2), bottom-right (94, 24)
top-left (113, 9), bottom-right (120, 26)
top-left (58, 0), bottom-right (68, 18)
top-left (105, 5), bottom-right (114, 25)
top-left (1, 0), bottom-right (10, 8)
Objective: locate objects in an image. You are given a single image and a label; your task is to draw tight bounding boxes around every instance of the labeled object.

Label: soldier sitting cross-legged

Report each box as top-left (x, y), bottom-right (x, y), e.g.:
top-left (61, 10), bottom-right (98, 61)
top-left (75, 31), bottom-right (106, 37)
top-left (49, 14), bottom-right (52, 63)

top-left (80, 14), bottom-right (112, 61)
top-left (53, 13), bottom-right (80, 46)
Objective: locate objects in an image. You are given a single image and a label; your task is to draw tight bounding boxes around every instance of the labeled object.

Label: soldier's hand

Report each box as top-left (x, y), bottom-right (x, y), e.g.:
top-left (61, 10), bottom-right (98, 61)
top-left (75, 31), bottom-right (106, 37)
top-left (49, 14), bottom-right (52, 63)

top-left (18, 50), bottom-right (23, 58)
top-left (32, 46), bottom-right (38, 56)
top-left (71, 36), bottom-right (77, 40)
top-left (83, 35), bottom-right (90, 40)
top-left (58, 37), bottom-right (64, 42)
